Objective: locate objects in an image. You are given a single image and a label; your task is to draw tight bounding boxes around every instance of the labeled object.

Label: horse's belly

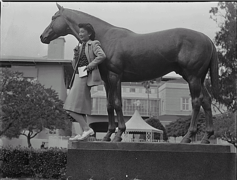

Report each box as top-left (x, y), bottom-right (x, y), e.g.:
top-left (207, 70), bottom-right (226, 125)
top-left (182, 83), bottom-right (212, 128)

top-left (122, 60), bottom-right (175, 82)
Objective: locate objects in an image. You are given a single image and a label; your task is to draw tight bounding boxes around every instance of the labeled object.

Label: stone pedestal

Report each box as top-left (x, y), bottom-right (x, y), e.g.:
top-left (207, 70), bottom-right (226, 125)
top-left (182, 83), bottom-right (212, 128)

top-left (67, 142), bottom-right (236, 180)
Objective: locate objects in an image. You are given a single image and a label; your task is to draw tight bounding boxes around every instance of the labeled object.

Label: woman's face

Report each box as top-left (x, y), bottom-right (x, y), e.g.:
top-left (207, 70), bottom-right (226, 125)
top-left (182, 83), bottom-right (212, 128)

top-left (79, 28), bottom-right (91, 42)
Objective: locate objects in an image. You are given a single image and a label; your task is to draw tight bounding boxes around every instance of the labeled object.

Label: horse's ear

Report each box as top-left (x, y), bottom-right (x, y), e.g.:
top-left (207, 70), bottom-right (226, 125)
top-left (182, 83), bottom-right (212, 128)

top-left (56, 3), bottom-right (63, 10)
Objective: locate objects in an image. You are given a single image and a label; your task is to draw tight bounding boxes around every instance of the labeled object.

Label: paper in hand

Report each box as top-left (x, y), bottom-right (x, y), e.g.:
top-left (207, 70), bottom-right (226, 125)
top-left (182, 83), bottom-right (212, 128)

top-left (78, 66), bottom-right (88, 78)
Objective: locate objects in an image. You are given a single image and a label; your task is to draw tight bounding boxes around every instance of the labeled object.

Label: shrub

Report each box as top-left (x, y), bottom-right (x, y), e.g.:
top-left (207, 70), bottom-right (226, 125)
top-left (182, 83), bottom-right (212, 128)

top-left (140, 117), bottom-right (168, 141)
top-left (0, 146), bottom-right (67, 179)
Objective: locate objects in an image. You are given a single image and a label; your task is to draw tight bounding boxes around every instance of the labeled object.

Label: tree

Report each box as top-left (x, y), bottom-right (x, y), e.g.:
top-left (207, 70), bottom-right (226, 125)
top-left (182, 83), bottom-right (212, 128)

top-left (0, 69), bottom-right (24, 136)
top-left (208, 2), bottom-right (236, 147)
top-left (213, 112), bottom-right (236, 147)
top-left (140, 117), bottom-right (168, 141)
top-left (213, 112), bottom-right (235, 138)
top-left (166, 111), bottom-right (206, 141)
top-left (208, 2), bottom-right (237, 112)
top-left (1, 68), bottom-right (71, 147)
top-left (141, 80), bottom-right (154, 117)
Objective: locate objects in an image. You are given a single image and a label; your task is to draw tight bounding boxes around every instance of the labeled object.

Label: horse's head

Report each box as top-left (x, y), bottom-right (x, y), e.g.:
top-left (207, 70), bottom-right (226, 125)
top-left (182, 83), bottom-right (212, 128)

top-left (40, 3), bottom-right (72, 44)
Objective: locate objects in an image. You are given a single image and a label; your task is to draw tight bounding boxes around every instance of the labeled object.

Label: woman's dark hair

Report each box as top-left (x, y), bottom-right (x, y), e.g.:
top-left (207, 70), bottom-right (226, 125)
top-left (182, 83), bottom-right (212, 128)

top-left (78, 23), bottom-right (95, 40)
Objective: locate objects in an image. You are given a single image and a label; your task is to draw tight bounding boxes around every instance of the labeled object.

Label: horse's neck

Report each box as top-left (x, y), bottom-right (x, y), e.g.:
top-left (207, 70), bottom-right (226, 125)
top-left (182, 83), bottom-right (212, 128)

top-left (67, 9), bottom-right (114, 41)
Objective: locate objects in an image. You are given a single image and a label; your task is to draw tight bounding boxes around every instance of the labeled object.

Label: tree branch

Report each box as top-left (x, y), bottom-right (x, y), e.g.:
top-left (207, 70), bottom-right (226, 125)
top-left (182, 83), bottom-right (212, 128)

top-left (31, 130), bottom-right (42, 139)
top-left (211, 102), bottom-right (225, 114)
top-left (20, 132), bottom-right (27, 137)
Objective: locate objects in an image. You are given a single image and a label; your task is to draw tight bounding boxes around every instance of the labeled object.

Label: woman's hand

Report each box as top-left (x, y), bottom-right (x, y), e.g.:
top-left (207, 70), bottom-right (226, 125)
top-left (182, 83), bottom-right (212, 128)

top-left (84, 63), bottom-right (97, 72)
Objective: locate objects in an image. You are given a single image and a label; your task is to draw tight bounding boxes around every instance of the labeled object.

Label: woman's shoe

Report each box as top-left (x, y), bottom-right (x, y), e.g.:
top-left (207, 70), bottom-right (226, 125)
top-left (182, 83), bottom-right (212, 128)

top-left (78, 128), bottom-right (94, 140)
top-left (69, 134), bottom-right (82, 141)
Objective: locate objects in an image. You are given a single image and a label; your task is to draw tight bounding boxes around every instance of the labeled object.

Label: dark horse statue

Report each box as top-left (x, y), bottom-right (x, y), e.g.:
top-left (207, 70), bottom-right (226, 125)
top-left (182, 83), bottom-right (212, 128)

top-left (40, 4), bottom-right (219, 144)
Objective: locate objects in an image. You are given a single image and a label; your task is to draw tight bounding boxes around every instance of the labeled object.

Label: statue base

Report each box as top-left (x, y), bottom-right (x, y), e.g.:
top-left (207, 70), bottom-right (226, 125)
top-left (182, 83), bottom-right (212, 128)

top-left (67, 142), bottom-right (235, 180)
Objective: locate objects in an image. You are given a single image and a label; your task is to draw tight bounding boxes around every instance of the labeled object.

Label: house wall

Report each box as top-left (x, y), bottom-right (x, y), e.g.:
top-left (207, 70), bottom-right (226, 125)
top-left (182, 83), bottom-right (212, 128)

top-left (11, 64), bottom-right (67, 101)
top-left (159, 82), bottom-right (191, 116)
top-left (37, 65), bottom-right (67, 101)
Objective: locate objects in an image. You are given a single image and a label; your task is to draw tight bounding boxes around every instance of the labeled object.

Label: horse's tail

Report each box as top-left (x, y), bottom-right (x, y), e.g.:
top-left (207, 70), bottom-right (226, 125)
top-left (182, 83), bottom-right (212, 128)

top-left (209, 42), bottom-right (219, 100)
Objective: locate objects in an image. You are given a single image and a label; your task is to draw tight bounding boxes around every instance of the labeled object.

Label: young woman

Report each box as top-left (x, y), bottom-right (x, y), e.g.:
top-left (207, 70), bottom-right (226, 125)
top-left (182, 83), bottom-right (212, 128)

top-left (64, 23), bottom-right (106, 141)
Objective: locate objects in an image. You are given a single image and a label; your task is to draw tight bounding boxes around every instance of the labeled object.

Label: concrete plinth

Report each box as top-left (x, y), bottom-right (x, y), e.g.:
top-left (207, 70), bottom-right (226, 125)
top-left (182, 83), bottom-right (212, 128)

top-left (67, 142), bottom-right (236, 180)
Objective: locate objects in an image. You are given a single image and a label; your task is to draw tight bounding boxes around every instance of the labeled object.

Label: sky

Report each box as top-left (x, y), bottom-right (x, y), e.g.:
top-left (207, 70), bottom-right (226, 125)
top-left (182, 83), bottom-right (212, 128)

top-left (1, 2), bottom-right (220, 61)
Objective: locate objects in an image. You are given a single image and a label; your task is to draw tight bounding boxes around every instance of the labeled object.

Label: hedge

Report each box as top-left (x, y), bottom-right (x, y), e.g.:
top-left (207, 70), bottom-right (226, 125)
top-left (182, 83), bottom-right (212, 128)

top-left (0, 146), bottom-right (67, 179)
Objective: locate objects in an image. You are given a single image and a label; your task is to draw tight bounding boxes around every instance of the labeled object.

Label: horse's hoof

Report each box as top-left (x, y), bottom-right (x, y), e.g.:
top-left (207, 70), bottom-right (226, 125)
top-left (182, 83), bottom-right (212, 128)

top-left (201, 139), bottom-right (210, 144)
top-left (180, 138), bottom-right (191, 143)
top-left (112, 136), bottom-right (122, 142)
top-left (102, 136), bottom-right (111, 142)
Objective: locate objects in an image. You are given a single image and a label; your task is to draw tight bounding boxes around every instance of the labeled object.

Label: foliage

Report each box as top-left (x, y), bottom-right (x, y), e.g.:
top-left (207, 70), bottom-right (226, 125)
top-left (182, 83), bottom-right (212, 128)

top-left (0, 68), bottom-right (71, 147)
top-left (208, 2), bottom-right (237, 112)
top-left (222, 131), bottom-right (237, 148)
top-left (213, 112), bottom-right (236, 148)
top-left (140, 117), bottom-right (168, 141)
top-left (166, 111), bottom-right (205, 138)
top-left (0, 146), bottom-right (67, 179)
top-left (213, 112), bottom-right (236, 138)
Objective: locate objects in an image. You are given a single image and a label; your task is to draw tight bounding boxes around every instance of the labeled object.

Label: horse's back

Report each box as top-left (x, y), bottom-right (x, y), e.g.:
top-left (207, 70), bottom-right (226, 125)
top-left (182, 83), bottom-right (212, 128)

top-left (100, 27), bottom-right (213, 81)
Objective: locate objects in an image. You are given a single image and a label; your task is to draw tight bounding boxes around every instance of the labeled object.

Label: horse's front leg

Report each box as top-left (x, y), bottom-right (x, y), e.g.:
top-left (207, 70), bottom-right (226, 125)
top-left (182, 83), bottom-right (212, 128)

top-left (102, 80), bottom-right (116, 142)
top-left (108, 72), bottom-right (125, 142)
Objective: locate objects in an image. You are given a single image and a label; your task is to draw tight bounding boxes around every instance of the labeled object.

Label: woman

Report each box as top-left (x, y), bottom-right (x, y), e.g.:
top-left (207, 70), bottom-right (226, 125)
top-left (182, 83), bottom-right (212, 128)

top-left (64, 23), bottom-right (106, 141)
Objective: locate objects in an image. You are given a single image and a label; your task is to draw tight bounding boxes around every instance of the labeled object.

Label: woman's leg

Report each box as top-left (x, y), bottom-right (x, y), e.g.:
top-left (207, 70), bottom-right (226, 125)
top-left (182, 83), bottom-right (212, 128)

top-left (68, 111), bottom-right (90, 131)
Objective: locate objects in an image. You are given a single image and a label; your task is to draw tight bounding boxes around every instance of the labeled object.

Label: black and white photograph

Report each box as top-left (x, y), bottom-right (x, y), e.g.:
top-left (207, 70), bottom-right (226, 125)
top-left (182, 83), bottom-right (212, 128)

top-left (0, 2), bottom-right (236, 180)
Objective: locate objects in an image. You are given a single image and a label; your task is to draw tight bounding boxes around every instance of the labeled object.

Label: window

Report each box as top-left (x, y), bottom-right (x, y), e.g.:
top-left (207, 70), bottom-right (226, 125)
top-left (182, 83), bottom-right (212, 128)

top-left (91, 98), bottom-right (107, 115)
top-left (91, 97), bottom-right (158, 116)
top-left (92, 86), bottom-right (97, 91)
top-left (130, 88), bottom-right (135, 93)
top-left (181, 97), bottom-right (190, 111)
top-left (123, 98), bottom-right (158, 116)
top-left (98, 86), bottom-right (103, 91)
top-left (161, 100), bottom-right (164, 112)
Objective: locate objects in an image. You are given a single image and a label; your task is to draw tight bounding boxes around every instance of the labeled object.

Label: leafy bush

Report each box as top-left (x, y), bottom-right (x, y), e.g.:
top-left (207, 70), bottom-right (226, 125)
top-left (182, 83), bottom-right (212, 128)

top-left (0, 146), bottom-right (67, 179)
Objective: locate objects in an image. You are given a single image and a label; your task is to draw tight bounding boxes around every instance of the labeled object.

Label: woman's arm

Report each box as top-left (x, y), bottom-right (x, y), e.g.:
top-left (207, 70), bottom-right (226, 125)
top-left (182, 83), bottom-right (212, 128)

top-left (85, 40), bottom-right (106, 71)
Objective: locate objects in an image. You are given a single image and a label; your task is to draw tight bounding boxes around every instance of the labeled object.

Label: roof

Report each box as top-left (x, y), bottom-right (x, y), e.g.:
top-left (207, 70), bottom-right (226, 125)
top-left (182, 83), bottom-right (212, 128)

top-left (124, 110), bottom-right (163, 133)
top-left (166, 78), bottom-right (187, 84)
top-left (0, 55), bottom-right (72, 66)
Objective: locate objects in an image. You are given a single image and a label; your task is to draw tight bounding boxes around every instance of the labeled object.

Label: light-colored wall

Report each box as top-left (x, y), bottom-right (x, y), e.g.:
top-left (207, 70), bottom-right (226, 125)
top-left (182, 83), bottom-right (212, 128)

top-left (11, 66), bottom-right (38, 77)
top-left (37, 65), bottom-right (67, 101)
top-left (48, 38), bottom-right (65, 59)
top-left (11, 65), bottom-right (67, 101)
top-left (159, 82), bottom-right (191, 116)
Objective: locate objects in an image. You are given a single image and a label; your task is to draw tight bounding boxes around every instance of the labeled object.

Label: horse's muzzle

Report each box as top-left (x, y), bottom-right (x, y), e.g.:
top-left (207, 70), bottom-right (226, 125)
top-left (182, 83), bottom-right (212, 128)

top-left (40, 35), bottom-right (50, 44)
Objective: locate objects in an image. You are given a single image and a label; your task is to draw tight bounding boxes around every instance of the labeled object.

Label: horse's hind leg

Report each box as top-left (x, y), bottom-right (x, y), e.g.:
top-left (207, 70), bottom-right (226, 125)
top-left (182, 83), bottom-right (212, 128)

top-left (108, 72), bottom-right (125, 142)
top-left (181, 77), bottom-right (203, 143)
top-left (102, 77), bottom-right (116, 141)
top-left (200, 86), bottom-right (214, 144)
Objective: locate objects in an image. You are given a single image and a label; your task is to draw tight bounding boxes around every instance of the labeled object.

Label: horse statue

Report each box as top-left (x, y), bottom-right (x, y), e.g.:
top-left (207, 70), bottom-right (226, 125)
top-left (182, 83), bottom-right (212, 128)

top-left (40, 4), bottom-right (219, 144)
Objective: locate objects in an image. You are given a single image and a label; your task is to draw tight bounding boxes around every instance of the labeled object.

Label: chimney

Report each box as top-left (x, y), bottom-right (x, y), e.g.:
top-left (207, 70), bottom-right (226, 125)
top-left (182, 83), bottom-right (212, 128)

top-left (48, 37), bottom-right (65, 59)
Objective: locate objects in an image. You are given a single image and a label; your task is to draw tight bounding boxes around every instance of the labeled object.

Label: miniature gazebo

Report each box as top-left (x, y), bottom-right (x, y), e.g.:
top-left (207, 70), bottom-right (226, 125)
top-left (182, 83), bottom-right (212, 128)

top-left (120, 110), bottom-right (163, 142)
